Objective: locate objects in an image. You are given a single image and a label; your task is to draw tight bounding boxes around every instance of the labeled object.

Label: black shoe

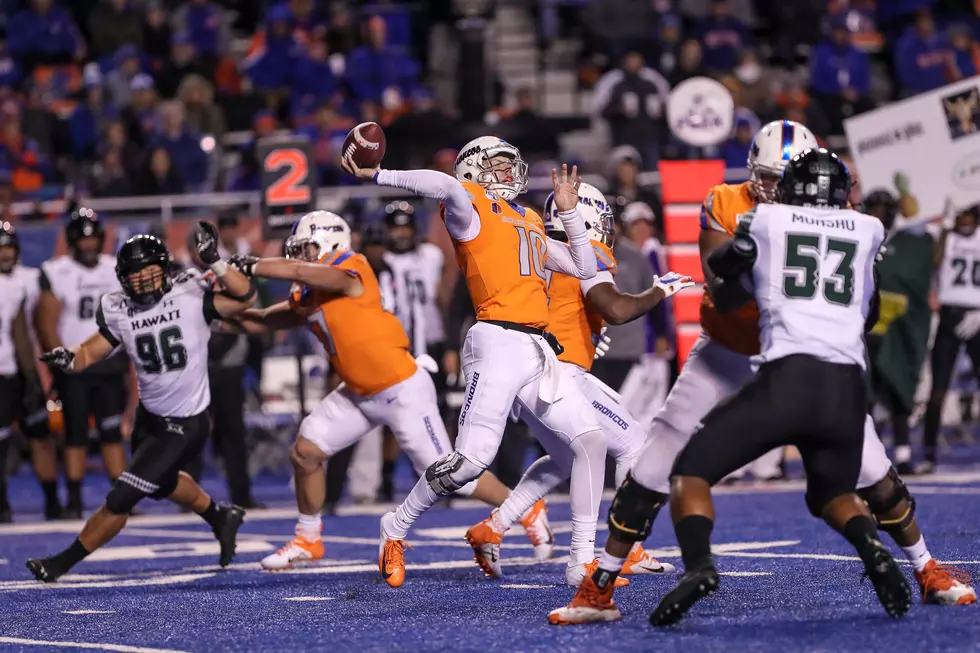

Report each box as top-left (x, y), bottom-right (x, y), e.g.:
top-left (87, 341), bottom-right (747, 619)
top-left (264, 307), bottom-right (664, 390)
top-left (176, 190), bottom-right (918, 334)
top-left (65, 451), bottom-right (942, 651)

top-left (213, 503), bottom-right (245, 567)
top-left (63, 503), bottom-right (83, 520)
top-left (650, 561), bottom-right (720, 627)
top-left (896, 461), bottom-right (914, 476)
top-left (25, 557), bottom-right (61, 583)
top-left (0, 505), bottom-right (11, 523)
top-left (859, 538), bottom-right (913, 618)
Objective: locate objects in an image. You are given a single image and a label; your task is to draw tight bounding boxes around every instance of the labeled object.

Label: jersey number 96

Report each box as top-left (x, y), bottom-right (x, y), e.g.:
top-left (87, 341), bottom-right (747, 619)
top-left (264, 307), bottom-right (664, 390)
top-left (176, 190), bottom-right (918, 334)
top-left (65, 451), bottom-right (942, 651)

top-left (135, 327), bottom-right (188, 374)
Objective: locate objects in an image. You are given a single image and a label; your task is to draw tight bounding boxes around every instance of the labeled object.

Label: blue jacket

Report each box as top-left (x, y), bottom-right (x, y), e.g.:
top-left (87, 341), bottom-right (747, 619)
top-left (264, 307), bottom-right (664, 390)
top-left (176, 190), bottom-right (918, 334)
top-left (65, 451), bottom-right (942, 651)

top-left (695, 17), bottom-right (750, 71)
top-left (810, 42), bottom-right (871, 95)
top-left (243, 31), bottom-right (300, 90)
top-left (184, 3), bottom-right (224, 55)
top-left (877, 0), bottom-right (936, 23)
top-left (721, 137), bottom-right (751, 169)
top-left (149, 128), bottom-right (208, 187)
top-left (7, 7), bottom-right (81, 60)
top-left (68, 103), bottom-right (118, 160)
top-left (953, 48), bottom-right (978, 79)
top-left (895, 31), bottom-right (950, 93)
top-left (345, 46), bottom-right (419, 103)
top-left (0, 52), bottom-right (20, 88)
top-left (290, 55), bottom-right (339, 108)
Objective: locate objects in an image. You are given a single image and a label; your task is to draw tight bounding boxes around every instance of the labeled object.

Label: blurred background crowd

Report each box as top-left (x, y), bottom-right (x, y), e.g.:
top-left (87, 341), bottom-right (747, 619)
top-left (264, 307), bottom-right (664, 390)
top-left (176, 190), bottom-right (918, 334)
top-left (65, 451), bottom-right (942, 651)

top-left (3, 0), bottom-right (980, 516)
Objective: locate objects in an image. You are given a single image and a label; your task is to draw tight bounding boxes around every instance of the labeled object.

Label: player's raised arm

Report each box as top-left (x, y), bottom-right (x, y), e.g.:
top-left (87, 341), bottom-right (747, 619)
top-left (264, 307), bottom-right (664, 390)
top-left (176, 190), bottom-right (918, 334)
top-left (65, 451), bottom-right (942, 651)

top-left (543, 165), bottom-right (597, 279)
top-left (585, 272), bottom-right (694, 325)
top-left (40, 330), bottom-right (115, 375)
top-left (231, 255), bottom-right (363, 297)
top-left (216, 301), bottom-right (304, 335)
top-left (191, 220), bottom-right (257, 318)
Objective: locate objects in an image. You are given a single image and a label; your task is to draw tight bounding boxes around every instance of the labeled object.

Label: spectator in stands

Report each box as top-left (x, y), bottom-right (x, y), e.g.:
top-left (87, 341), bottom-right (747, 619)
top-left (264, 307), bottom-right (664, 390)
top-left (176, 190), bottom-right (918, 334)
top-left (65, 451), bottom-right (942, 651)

top-left (810, 15), bottom-right (874, 133)
top-left (7, 0), bottom-right (84, 70)
top-left (104, 44), bottom-right (142, 110)
top-left (177, 74), bottom-right (226, 143)
top-left (296, 102), bottom-right (347, 187)
top-left (286, 0), bottom-right (327, 40)
top-left (155, 32), bottom-right (211, 99)
top-left (326, 3), bottom-right (359, 57)
top-left (88, 0), bottom-right (143, 61)
top-left (606, 145), bottom-right (663, 237)
top-left (720, 112), bottom-right (756, 169)
top-left (227, 110), bottom-right (277, 191)
top-left (345, 15), bottom-right (420, 119)
top-left (895, 8), bottom-right (951, 96)
top-left (652, 13), bottom-right (683, 78)
top-left (695, 0), bottom-right (751, 74)
top-left (0, 109), bottom-right (50, 199)
top-left (172, 0), bottom-right (229, 63)
top-left (135, 145), bottom-right (184, 195)
top-left (90, 146), bottom-right (132, 197)
top-left (731, 51), bottom-right (768, 113)
top-left (242, 4), bottom-right (300, 96)
top-left (582, 0), bottom-right (659, 63)
top-left (384, 87), bottom-right (457, 169)
top-left (668, 39), bottom-right (708, 87)
top-left (595, 51), bottom-right (669, 170)
top-left (121, 73), bottom-right (158, 148)
top-left (290, 37), bottom-right (340, 116)
top-left (148, 100), bottom-right (208, 190)
top-left (102, 118), bottom-right (140, 172)
top-left (490, 87), bottom-right (558, 162)
top-left (68, 72), bottom-right (117, 162)
top-left (947, 23), bottom-right (980, 81)
top-left (0, 31), bottom-right (22, 91)
top-left (142, 0), bottom-right (172, 70)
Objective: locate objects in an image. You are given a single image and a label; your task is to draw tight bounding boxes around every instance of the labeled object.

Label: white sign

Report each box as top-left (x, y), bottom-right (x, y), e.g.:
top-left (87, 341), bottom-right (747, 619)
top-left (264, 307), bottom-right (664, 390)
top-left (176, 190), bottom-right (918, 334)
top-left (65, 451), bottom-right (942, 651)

top-left (844, 76), bottom-right (980, 224)
top-left (667, 76), bottom-right (734, 147)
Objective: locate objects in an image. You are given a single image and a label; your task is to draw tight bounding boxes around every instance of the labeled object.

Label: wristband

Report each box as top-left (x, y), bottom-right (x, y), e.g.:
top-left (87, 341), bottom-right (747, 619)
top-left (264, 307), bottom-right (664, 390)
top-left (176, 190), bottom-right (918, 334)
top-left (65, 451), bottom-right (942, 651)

top-left (373, 170), bottom-right (381, 183)
top-left (210, 260), bottom-right (229, 277)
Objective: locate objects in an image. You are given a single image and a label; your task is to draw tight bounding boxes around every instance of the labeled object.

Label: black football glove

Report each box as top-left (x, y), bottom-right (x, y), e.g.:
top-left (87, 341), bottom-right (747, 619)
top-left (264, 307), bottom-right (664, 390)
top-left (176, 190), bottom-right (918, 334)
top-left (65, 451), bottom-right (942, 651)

top-left (229, 253), bottom-right (259, 277)
top-left (194, 220), bottom-right (221, 265)
top-left (40, 346), bottom-right (75, 372)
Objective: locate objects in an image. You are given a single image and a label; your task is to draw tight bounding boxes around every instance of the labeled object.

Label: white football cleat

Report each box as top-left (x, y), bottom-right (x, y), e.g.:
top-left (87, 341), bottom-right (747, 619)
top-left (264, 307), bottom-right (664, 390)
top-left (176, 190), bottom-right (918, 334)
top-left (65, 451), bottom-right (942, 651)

top-left (519, 500), bottom-right (554, 562)
top-left (260, 527), bottom-right (324, 570)
top-left (621, 543), bottom-right (676, 575)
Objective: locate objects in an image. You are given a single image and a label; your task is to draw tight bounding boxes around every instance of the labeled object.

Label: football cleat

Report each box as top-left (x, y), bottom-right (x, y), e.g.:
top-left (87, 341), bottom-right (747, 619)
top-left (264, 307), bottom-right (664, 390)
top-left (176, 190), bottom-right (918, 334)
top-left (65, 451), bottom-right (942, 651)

top-left (649, 561), bottom-right (720, 627)
top-left (465, 517), bottom-right (503, 579)
top-left (379, 511), bottom-right (409, 588)
top-left (213, 503), bottom-right (245, 567)
top-left (548, 576), bottom-right (621, 625)
top-left (620, 543), bottom-right (676, 575)
top-left (261, 525), bottom-right (324, 570)
top-left (916, 560), bottom-right (977, 605)
top-left (565, 559), bottom-right (630, 589)
top-left (859, 538), bottom-right (912, 618)
top-left (25, 557), bottom-right (60, 583)
top-left (519, 500), bottom-right (554, 562)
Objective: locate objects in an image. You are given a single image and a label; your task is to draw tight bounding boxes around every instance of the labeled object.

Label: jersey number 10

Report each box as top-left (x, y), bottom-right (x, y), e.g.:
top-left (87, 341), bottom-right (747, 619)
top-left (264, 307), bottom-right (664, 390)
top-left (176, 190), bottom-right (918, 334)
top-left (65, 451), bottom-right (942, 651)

top-left (782, 233), bottom-right (857, 306)
top-left (515, 225), bottom-right (547, 279)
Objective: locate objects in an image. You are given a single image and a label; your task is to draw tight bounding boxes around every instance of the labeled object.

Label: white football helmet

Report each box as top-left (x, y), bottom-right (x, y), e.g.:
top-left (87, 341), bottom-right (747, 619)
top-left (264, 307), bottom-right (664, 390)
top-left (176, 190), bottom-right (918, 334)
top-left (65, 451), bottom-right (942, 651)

top-left (747, 120), bottom-right (818, 202)
top-left (543, 182), bottom-right (615, 247)
top-left (284, 211), bottom-right (351, 262)
top-left (453, 136), bottom-right (528, 201)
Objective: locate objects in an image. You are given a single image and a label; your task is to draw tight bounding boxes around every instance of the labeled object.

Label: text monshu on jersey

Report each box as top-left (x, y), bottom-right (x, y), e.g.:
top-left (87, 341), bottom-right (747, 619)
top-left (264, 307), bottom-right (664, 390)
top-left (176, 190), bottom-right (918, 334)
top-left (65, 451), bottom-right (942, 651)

top-left (96, 270), bottom-right (216, 418)
top-left (40, 254), bottom-right (121, 348)
top-left (739, 203), bottom-right (884, 369)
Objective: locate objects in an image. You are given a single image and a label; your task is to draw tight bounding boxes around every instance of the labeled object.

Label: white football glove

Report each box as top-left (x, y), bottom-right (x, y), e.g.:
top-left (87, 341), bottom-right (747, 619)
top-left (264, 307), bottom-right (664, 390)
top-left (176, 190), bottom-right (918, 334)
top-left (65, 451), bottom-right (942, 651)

top-left (415, 354), bottom-right (439, 374)
top-left (593, 326), bottom-right (611, 359)
top-left (955, 310), bottom-right (980, 340)
top-left (654, 272), bottom-right (696, 298)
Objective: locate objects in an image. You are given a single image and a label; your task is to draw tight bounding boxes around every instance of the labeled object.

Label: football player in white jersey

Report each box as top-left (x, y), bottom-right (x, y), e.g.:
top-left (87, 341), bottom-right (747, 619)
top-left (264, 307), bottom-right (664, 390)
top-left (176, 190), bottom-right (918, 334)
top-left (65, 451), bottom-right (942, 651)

top-left (922, 204), bottom-right (980, 473)
top-left (35, 209), bottom-right (129, 518)
top-left (26, 225), bottom-right (254, 582)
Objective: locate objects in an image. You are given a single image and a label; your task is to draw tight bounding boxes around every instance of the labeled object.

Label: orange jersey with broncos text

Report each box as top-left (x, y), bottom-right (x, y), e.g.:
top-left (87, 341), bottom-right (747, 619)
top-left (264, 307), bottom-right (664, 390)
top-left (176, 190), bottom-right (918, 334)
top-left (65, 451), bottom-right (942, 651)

top-left (288, 249), bottom-right (416, 396)
top-left (699, 181), bottom-right (762, 356)
top-left (445, 180), bottom-right (551, 329)
top-left (547, 241), bottom-right (617, 370)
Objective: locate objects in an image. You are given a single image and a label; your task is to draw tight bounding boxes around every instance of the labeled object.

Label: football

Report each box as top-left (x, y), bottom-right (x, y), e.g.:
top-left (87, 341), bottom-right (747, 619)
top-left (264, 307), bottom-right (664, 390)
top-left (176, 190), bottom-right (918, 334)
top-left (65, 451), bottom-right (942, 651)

top-left (343, 122), bottom-right (386, 169)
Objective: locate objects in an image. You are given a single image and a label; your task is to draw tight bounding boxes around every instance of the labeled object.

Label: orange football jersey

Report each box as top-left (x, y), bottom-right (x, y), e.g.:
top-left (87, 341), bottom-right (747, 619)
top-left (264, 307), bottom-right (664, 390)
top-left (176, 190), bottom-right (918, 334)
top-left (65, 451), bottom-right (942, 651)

top-left (548, 241), bottom-right (617, 370)
top-left (445, 180), bottom-right (551, 329)
top-left (289, 249), bottom-right (416, 396)
top-left (699, 181), bottom-right (762, 356)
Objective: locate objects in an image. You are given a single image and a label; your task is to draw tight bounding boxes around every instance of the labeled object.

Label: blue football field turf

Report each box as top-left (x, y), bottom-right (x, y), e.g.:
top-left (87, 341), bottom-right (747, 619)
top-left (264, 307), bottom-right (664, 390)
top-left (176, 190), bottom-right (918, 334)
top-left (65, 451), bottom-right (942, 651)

top-left (0, 470), bottom-right (979, 653)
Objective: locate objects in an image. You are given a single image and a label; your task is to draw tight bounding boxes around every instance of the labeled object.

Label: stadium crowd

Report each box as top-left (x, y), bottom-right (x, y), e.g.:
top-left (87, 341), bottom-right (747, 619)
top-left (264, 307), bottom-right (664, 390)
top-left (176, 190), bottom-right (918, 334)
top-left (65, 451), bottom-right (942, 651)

top-left (0, 0), bottom-right (978, 522)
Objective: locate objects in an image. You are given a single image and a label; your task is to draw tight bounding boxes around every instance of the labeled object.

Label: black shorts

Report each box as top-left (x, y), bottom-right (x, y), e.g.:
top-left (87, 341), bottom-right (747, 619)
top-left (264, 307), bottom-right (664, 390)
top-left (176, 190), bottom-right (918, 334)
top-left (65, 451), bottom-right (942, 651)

top-left (56, 370), bottom-right (128, 446)
top-left (0, 374), bottom-right (17, 437)
top-left (671, 354), bottom-right (868, 516)
top-left (111, 405), bottom-right (210, 507)
top-left (929, 305), bottom-right (980, 393)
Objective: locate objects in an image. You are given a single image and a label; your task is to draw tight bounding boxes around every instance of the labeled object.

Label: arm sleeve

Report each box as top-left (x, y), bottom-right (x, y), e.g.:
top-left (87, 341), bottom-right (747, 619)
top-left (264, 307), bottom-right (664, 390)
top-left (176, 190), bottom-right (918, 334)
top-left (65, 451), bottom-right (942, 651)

top-left (202, 291), bottom-right (221, 324)
top-left (95, 298), bottom-right (121, 348)
top-left (544, 208), bottom-right (597, 279)
top-left (375, 169), bottom-right (480, 241)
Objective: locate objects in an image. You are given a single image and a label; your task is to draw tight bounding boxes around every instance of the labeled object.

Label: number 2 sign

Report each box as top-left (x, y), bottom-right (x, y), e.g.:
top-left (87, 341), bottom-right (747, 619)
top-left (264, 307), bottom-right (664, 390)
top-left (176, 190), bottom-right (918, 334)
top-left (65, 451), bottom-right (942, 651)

top-left (259, 137), bottom-right (317, 239)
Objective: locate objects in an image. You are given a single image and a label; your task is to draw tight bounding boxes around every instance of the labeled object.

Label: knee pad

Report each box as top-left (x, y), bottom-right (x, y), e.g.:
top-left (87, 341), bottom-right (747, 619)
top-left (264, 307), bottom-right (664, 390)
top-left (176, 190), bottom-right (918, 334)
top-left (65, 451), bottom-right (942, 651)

top-left (105, 478), bottom-right (145, 515)
top-left (425, 451), bottom-right (485, 496)
top-left (857, 466), bottom-right (916, 533)
top-left (607, 472), bottom-right (668, 543)
top-left (570, 429), bottom-right (607, 459)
